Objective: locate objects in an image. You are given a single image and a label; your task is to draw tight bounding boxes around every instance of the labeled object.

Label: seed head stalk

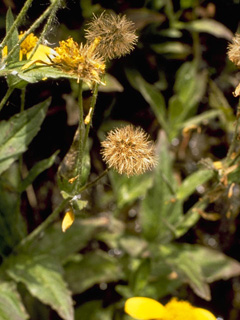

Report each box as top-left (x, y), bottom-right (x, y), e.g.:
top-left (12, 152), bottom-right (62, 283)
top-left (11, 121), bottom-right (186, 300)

top-left (74, 80), bottom-right (84, 194)
top-left (83, 83), bottom-right (99, 150)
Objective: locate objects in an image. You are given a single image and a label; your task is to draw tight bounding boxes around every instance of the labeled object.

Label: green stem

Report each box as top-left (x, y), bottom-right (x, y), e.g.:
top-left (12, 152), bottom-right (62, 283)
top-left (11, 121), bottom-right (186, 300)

top-left (19, 87), bottom-right (26, 179)
top-left (16, 169), bottom-right (109, 249)
top-left (0, 87), bottom-right (14, 112)
top-left (0, 0), bottom-right (33, 50)
top-left (77, 168), bottom-right (109, 195)
top-left (2, 0), bottom-right (61, 65)
top-left (165, 0), bottom-right (175, 26)
top-left (227, 100), bottom-right (240, 161)
top-left (83, 83), bottom-right (99, 149)
top-left (74, 81), bottom-right (84, 194)
top-left (28, 0), bottom-right (61, 60)
top-left (17, 197), bottom-right (70, 249)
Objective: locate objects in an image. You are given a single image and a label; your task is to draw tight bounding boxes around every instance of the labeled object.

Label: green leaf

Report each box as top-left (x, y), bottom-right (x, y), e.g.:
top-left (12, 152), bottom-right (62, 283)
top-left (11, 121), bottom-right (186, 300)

top-left (19, 151), bottom-right (59, 192)
top-left (109, 170), bottom-right (154, 209)
top-left (64, 251), bottom-right (123, 294)
top-left (0, 282), bottom-right (29, 320)
top-left (6, 254), bottom-right (74, 320)
top-left (151, 42), bottom-right (191, 59)
top-left (209, 80), bottom-right (235, 130)
top-left (176, 169), bottom-right (214, 201)
top-left (130, 259), bottom-right (151, 295)
top-left (0, 164), bottom-right (27, 254)
top-left (180, 0), bottom-right (197, 8)
top-left (0, 98), bottom-right (50, 175)
top-left (140, 131), bottom-right (183, 242)
top-left (179, 109), bottom-right (221, 130)
top-left (57, 128), bottom-right (90, 195)
top-left (75, 300), bottom-right (113, 320)
top-left (180, 19), bottom-right (233, 40)
top-left (125, 68), bottom-right (168, 133)
top-left (181, 244), bottom-right (240, 283)
top-left (158, 243), bottom-right (240, 299)
top-left (168, 62), bottom-right (207, 138)
top-left (174, 62), bottom-right (207, 111)
top-left (158, 244), bottom-right (211, 300)
top-left (27, 217), bottom-right (108, 262)
top-left (5, 8), bottom-right (19, 63)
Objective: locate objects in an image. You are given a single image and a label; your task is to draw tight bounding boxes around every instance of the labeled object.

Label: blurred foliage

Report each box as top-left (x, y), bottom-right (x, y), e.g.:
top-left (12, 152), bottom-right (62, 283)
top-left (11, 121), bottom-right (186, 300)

top-left (0, 0), bottom-right (240, 320)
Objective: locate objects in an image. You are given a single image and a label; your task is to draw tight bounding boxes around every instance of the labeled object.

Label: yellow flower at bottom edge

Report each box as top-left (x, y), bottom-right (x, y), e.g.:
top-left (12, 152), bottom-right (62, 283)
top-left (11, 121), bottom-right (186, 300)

top-left (125, 297), bottom-right (217, 320)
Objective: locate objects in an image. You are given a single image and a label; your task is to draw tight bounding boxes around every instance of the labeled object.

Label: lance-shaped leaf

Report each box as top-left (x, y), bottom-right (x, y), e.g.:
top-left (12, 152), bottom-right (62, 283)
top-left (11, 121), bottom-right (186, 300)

top-left (19, 151), bottom-right (59, 192)
top-left (0, 281), bottom-right (29, 320)
top-left (6, 254), bottom-right (74, 320)
top-left (64, 251), bottom-right (122, 294)
top-left (0, 98), bottom-right (50, 175)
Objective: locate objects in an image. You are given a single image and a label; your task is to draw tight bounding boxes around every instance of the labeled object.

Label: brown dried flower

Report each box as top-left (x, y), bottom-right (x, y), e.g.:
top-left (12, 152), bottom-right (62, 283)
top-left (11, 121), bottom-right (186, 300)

top-left (85, 12), bottom-right (138, 60)
top-left (101, 125), bottom-right (156, 177)
top-left (227, 33), bottom-right (240, 67)
top-left (53, 37), bottom-right (105, 86)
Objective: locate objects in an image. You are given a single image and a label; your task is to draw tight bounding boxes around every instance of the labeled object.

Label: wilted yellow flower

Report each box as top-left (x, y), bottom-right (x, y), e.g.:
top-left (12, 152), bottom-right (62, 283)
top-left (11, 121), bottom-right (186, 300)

top-left (52, 37), bottom-right (105, 86)
top-left (101, 125), bottom-right (156, 177)
top-left (125, 297), bottom-right (216, 320)
top-left (62, 209), bottom-right (75, 232)
top-left (227, 33), bottom-right (240, 67)
top-left (85, 12), bottom-right (138, 60)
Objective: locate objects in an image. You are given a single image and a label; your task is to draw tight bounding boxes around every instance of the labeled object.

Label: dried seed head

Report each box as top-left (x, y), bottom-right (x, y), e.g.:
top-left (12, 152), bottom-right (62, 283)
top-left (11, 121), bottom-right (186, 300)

top-left (101, 125), bottom-right (157, 177)
top-left (53, 37), bottom-right (105, 86)
top-left (85, 12), bottom-right (138, 60)
top-left (227, 33), bottom-right (240, 67)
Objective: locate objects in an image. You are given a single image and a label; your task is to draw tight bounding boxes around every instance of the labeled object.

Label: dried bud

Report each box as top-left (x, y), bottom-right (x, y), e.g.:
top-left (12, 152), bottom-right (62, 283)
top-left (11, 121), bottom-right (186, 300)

top-left (227, 33), bottom-right (240, 67)
top-left (85, 12), bottom-right (138, 60)
top-left (101, 125), bottom-right (157, 177)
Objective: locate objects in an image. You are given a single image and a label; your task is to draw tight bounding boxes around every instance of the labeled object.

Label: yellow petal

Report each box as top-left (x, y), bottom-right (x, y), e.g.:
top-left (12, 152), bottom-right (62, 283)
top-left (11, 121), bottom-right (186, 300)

top-left (62, 209), bottom-right (75, 232)
top-left (125, 297), bottom-right (167, 320)
top-left (27, 44), bottom-right (56, 63)
top-left (193, 308), bottom-right (216, 320)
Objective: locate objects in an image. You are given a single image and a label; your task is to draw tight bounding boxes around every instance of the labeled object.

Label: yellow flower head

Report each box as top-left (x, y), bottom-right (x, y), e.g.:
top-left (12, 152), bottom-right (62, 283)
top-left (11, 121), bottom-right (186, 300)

top-left (52, 37), bottom-right (105, 86)
top-left (125, 297), bottom-right (217, 320)
top-left (19, 31), bottom-right (38, 58)
top-left (85, 12), bottom-right (138, 60)
top-left (101, 125), bottom-right (157, 177)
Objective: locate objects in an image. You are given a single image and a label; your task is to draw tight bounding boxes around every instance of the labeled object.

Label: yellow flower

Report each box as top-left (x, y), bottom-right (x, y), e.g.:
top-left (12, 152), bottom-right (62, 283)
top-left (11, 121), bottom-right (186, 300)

top-left (2, 31), bottom-right (55, 65)
top-left (101, 125), bottom-right (157, 177)
top-left (125, 297), bottom-right (216, 320)
top-left (52, 37), bottom-right (105, 86)
top-left (62, 209), bottom-right (75, 232)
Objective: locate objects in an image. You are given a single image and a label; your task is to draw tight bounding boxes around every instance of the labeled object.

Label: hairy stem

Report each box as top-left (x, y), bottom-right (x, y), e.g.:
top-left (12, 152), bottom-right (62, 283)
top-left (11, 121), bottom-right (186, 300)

top-left (83, 83), bottom-right (99, 149)
top-left (0, 0), bottom-right (33, 49)
top-left (2, 0), bottom-right (61, 65)
top-left (74, 81), bottom-right (84, 194)
top-left (0, 87), bottom-right (14, 112)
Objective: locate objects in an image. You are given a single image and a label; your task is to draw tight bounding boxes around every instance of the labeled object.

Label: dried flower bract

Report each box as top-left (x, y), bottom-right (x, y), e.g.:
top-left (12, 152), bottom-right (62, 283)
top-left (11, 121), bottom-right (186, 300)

top-left (53, 37), bottom-right (105, 86)
top-left (101, 125), bottom-right (156, 177)
top-left (85, 12), bottom-right (138, 60)
top-left (227, 33), bottom-right (240, 67)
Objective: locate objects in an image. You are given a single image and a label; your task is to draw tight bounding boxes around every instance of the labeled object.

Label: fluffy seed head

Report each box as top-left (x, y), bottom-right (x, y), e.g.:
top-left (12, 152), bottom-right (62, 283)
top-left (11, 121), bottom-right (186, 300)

top-left (101, 125), bottom-right (157, 177)
top-left (227, 33), bottom-right (240, 67)
top-left (53, 37), bottom-right (105, 86)
top-left (85, 12), bottom-right (138, 60)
